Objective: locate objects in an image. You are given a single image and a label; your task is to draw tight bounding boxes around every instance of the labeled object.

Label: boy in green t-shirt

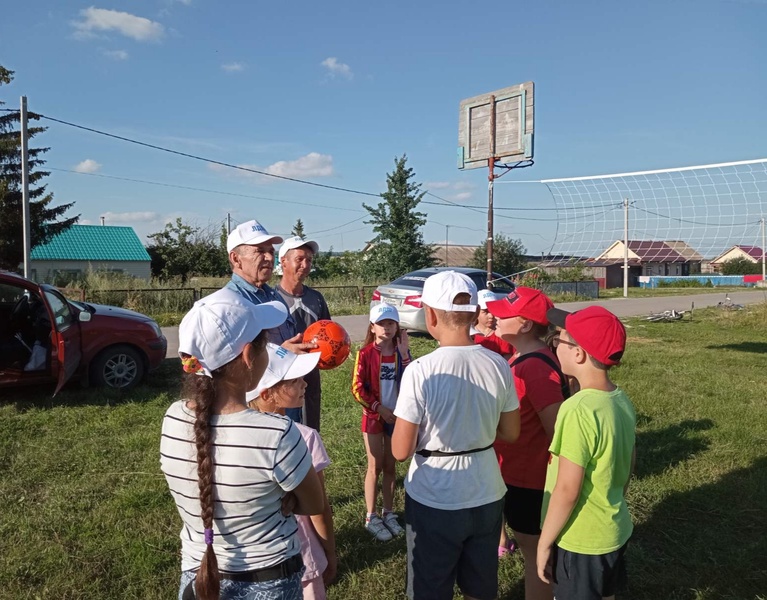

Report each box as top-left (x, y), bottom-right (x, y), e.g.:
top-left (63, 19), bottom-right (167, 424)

top-left (537, 306), bottom-right (636, 600)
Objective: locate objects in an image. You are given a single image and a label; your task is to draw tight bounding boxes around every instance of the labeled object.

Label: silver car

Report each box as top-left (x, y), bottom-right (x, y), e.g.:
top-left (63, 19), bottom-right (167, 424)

top-left (370, 267), bottom-right (515, 333)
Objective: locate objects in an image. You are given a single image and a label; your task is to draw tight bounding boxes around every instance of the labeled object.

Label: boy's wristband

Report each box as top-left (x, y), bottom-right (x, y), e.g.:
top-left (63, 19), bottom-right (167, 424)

top-left (371, 401), bottom-right (381, 413)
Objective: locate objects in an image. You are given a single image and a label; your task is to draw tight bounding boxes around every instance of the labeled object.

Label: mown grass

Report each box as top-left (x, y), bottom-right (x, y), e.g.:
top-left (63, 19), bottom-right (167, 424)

top-left (1, 309), bottom-right (766, 599)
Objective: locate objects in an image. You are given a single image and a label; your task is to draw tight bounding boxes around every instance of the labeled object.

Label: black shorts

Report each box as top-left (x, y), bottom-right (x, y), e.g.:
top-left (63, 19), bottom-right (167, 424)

top-left (503, 485), bottom-right (544, 535)
top-left (405, 494), bottom-right (503, 600)
top-left (552, 542), bottom-right (628, 600)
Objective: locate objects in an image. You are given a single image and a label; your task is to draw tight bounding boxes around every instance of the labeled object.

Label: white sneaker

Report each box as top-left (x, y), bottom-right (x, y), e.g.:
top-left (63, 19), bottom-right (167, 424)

top-left (365, 514), bottom-right (393, 541)
top-left (382, 512), bottom-right (404, 537)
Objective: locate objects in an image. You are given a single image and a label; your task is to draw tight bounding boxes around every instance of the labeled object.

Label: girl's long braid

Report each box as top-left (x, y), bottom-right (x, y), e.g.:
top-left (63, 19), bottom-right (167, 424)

top-left (192, 374), bottom-right (220, 600)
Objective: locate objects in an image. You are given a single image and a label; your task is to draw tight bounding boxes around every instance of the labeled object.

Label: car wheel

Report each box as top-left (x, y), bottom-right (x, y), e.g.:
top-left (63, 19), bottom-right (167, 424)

top-left (90, 345), bottom-right (145, 389)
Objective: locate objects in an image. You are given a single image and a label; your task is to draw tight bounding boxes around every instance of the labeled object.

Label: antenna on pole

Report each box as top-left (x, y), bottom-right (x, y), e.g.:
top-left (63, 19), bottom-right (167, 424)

top-left (20, 96), bottom-right (31, 278)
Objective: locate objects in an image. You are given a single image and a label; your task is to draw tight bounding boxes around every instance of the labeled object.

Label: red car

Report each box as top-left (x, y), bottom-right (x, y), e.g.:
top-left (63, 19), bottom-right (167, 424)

top-left (0, 270), bottom-right (167, 393)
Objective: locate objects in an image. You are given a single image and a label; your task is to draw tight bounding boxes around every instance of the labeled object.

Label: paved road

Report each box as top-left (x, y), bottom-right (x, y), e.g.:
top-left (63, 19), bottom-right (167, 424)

top-left (162, 289), bottom-right (767, 358)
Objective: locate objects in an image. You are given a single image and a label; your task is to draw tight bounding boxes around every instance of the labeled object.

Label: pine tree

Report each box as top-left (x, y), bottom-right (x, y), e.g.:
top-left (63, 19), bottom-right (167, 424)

top-left (0, 66), bottom-right (79, 271)
top-left (363, 155), bottom-right (435, 280)
top-left (291, 218), bottom-right (305, 238)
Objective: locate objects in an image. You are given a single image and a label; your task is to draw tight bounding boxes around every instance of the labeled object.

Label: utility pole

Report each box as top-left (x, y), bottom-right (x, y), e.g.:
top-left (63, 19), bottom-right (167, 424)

top-left (445, 224), bottom-right (449, 267)
top-left (227, 212), bottom-right (232, 234)
top-left (20, 96), bottom-right (31, 279)
top-left (623, 198), bottom-right (629, 298)
top-left (762, 217), bottom-right (766, 281)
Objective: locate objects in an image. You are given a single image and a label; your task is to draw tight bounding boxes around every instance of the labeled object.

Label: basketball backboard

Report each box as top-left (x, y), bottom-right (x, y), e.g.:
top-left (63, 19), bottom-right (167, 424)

top-left (457, 82), bottom-right (534, 170)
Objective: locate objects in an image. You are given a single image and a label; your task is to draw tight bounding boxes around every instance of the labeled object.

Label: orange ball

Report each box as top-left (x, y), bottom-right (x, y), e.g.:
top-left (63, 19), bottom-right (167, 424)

top-left (302, 320), bottom-right (351, 370)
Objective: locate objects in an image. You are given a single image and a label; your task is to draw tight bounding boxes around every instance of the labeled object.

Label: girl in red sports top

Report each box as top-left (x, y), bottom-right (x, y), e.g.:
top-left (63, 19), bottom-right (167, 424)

top-left (351, 303), bottom-right (411, 542)
top-left (487, 287), bottom-right (567, 600)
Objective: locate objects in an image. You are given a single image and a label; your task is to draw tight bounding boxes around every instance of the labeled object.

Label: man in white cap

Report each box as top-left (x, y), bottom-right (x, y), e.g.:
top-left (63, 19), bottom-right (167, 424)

top-left (225, 220), bottom-right (315, 356)
top-left (276, 236), bottom-right (331, 431)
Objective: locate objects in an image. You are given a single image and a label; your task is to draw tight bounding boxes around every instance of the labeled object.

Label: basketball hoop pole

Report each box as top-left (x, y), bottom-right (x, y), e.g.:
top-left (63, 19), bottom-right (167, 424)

top-left (487, 95), bottom-right (497, 286)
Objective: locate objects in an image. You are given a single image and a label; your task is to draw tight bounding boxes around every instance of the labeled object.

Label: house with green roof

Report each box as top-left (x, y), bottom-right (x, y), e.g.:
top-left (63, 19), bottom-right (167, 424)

top-left (30, 224), bottom-right (151, 283)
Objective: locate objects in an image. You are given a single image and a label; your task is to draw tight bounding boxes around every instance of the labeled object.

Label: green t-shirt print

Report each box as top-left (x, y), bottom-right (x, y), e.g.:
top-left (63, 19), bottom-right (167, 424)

top-left (542, 387), bottom-right (636, 555)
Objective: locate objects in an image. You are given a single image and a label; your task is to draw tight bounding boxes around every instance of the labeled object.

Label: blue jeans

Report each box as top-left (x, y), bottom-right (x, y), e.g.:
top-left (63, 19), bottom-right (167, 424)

top-left (178, 569), bottom-right (304, 600)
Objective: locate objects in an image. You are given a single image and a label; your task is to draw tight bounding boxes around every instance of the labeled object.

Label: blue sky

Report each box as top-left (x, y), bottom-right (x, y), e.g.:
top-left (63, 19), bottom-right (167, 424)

top-left (1, 0), bottom-right (766, 255)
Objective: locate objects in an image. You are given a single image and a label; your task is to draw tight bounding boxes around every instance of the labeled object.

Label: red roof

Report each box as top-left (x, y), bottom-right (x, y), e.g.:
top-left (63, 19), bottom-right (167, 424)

top-left (735, 245), bottom-right (764, 260)
top-left (627, 241), bottom-right (686, 263)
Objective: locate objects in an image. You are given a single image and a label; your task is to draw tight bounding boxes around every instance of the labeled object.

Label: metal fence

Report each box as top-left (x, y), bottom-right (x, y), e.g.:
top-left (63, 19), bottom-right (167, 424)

top-left (60, 284), bottom-right (383, 316)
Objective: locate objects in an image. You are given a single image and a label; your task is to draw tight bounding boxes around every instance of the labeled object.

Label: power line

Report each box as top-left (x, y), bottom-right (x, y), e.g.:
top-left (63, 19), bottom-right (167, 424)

top-left (48, 167), bottom-right (365, 213)
top-left (633, 206), bottom-right (758, 227)
top-left (35, 112), bottom-right (381, 198)
top-left (306, 216), bottom-right (367, 235)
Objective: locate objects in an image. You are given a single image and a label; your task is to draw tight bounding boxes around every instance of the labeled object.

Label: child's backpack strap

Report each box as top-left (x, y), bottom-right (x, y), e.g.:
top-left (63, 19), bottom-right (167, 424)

top-left (510, 352), bottom-right (571, 400)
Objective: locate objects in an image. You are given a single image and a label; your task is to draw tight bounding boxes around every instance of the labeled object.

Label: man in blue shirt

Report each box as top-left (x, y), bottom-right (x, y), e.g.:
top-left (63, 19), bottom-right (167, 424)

top-left (225, 219), bottom-right (316, 359)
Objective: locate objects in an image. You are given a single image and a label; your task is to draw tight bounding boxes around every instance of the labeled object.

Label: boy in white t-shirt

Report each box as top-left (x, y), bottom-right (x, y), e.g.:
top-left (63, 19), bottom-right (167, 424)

top-left (392, 271), bottom-right (521, 600)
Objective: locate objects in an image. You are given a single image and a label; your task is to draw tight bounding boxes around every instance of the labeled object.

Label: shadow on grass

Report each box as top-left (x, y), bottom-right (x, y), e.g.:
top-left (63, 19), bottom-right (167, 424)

top-left (635, 419), bottom-right (714, 479)
top-left (334, 521), bottom-right (407, 581)
top-left (4, 357), bottom-right (181, 412)
top-left (629, 456), bottom-right (767, 599)
top-left (705, 341), bottom-right (767, 354)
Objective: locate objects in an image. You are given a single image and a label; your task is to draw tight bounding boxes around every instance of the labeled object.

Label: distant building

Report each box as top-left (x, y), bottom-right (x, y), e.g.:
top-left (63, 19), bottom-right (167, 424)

top-left (709, 245), bottom-right (764, 270)
top-left (30, 224), bottom-right (151, 284)
top-left (539, 240), bottom-right (702, 288)
top-left (432, 244), bottom-right (479, 267)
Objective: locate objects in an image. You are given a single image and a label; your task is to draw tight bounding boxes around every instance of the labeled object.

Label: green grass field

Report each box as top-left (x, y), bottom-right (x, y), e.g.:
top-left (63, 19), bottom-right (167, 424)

top-left (1, 307), bottom-right (766, 599)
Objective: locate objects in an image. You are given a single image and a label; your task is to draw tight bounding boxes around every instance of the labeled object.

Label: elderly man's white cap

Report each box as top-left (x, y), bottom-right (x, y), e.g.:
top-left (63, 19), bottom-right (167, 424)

top-left (278, 236), bottom-right (320, 261)
top-left (227, 220), bottom-right (284, 253)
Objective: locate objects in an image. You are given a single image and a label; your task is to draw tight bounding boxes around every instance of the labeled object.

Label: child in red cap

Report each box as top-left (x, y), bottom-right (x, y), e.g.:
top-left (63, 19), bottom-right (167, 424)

top-left (487, 287), bottom-right (568, 600)
top-left (537, 306), bottom-right (636, 600)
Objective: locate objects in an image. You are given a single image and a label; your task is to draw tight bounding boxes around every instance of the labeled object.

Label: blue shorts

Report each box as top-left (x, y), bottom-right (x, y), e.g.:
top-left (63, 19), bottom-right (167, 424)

top-left (404, 493), bottom-right (504, 600)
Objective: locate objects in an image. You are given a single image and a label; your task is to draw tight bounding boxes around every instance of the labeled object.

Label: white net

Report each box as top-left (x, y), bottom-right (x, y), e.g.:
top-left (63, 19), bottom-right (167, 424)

top-left (540, 158), bottom-right (767, 266)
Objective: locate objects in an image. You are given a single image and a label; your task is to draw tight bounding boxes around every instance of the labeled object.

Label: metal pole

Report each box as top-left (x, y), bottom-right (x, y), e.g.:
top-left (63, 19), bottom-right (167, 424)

top-left (623, 198), bottom-right (629, 298)
top-left (227, 212), bottom-right (232, 234)
top-left (20, 96), bottom-right (31, 279)
top-left (487, 166), bottom-right (494, 285)
top-left (445, 224), bottom-right (449, 267)
top-left (487, 94), bottom-right (497, 286)
top-left (762, 217), bottom-right (766, 281)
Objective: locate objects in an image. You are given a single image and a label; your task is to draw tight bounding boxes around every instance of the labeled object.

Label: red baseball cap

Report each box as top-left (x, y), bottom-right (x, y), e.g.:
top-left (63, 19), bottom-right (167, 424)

top-left (546, 305), bottom-right (626, 366)
top-left (486, 286), bottom-right (554, 326)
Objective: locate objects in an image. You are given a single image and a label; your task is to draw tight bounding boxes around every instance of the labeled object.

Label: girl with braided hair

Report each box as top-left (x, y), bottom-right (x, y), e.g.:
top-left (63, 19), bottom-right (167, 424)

top-left (160, 288), bottom-right (324, 600)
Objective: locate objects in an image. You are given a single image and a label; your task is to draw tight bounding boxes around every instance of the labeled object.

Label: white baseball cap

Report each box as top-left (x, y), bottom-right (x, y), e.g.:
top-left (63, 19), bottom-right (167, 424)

top-left (421, 271), bottom-right (478, 312)
top-left (370, 303), bottom-right (400, 324)
top-left (179, 288), bottom-right (288, 377)
top-left (278, 235), bottom-right (320, 261)
top-left (227, 220), bottom-right (284, 253)
top-left (246, 343), bottom-right (321, 400)
top-left (477, 288), bottom-right (500, 310)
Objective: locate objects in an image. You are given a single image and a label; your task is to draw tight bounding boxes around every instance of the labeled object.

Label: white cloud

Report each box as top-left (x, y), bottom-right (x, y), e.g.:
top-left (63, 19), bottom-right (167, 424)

top-left (265, 153), bottom-right (334, 178)
top-left (101, 211), bottom-right (161, 224)
top-left (320, 57), bottom-right (352, 79)
top-left (221, 62), bottom-right (245, 72)
top-left (453, 192), bottom-right (472, 201)
top-left (72, 7), bottom-right (165, 42)
top-left (73, 159), bottom-right (102, 174)
top-left (208, 152), bottom-right (335, 181)
top-left (103, 49), bottom-right (129, 60)
top-left (425, 181), bottom-right (452, 190)
top-left (175, 0), bottom-right (192, 4)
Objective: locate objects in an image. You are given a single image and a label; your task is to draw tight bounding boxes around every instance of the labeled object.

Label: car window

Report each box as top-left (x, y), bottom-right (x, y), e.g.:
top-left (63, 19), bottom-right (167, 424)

top-left (390, 271), bottom-right (435, 287)
top-left (0, 283), bottom-right (26, 304)
top-left (43, 289), bottom-right (74, 330)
